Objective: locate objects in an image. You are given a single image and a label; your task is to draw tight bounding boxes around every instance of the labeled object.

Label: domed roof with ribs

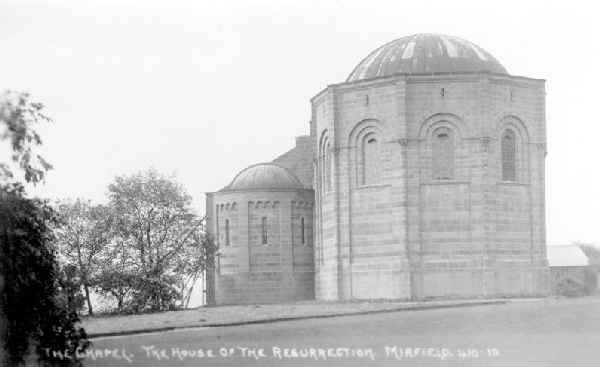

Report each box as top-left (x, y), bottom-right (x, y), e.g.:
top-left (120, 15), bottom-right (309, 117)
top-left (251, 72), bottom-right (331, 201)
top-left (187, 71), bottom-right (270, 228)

top-left (222, 163), bottom-right (304, 191)
top-left (347, 33), bottom-right (507, 82)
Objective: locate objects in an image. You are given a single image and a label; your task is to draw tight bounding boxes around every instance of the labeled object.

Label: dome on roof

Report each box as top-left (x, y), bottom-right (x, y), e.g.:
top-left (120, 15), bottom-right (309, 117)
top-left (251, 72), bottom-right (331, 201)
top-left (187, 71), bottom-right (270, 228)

top-left (347, 33), bottom-right (507, 82)
top-left (223, 163), bottom-right (304, 191)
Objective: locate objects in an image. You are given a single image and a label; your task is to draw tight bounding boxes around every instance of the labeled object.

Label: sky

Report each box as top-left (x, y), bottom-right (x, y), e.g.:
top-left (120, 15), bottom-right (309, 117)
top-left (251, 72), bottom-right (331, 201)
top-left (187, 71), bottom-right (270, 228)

top-left (1, 0), bottom-right (599, 246)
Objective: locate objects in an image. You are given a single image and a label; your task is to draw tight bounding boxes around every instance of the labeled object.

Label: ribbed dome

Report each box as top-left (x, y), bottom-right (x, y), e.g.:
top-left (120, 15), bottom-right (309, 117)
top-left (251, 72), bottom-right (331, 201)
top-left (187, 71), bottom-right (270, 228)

top-left (223, 163), bottom-right (304, 191)
top-left (347, 33), bottom-right (507, 82)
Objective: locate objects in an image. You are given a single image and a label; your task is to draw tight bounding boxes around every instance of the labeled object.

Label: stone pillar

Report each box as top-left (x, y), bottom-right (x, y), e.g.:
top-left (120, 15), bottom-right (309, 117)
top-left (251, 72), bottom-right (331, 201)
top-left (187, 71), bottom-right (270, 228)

top-left (238, 196), bottom-right (250, 274)
top-left (279, 198), bottom-right (293, 274)
top-left (479, 76), bottom-right (493, 297)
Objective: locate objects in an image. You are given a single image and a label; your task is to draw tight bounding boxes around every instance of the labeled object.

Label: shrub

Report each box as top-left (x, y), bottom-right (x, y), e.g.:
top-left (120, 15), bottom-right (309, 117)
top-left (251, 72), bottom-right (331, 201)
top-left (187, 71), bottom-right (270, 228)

top-left (554, 277), bottom-right (586, 297)
top-left (0, 184), bottom-right (89, 366)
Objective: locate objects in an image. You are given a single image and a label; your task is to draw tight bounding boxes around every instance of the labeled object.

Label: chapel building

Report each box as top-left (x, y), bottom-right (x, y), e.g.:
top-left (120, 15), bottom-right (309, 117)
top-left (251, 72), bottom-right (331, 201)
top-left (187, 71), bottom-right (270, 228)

top-left (206, 33), bottom-right (549, 304)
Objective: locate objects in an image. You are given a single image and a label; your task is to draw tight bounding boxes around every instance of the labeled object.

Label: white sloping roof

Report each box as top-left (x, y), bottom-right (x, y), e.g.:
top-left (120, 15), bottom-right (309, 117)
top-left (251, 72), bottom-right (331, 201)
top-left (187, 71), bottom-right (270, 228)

top-left (547, 245), bottom-right (589, 267)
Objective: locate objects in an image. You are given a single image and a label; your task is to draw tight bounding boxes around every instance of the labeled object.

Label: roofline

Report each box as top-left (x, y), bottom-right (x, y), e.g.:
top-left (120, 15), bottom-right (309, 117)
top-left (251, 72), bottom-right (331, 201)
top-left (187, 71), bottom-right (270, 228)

top-left (344, 33), bottom-right (509, 83)
top-left (220, 162), bottom-right (305, 192)
top-left (215, 187), bottom-right (314, 194)
top-left (310, 71), bottom-right (545, 103)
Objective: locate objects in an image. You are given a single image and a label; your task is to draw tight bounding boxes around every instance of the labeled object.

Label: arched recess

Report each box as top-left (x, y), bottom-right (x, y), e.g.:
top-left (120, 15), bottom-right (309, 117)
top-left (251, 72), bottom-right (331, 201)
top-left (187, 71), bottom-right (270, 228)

top-left (418, 113), bottom-right (465, 140)
top-left (418, 113), bottom-right (465, 181)
top-left (318, 130), bottom-right (333, 193)
top-left (431, 126), bottom-right (455, 180)
top-left (501, 129), bottom-right (517, 181)
top-left (348, 119), bottom-right (384, 186)
top-left (496, 115), bottom-right (530, 183)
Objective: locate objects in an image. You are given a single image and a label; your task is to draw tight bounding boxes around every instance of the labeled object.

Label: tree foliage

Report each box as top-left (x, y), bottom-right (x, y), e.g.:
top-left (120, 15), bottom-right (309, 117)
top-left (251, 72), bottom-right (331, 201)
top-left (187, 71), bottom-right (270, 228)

top-left (0, 184), bottom-right (89, 366)
top-left (578, 244), bottom-right (599, 293)
top-left (54, 200), bottom-right (113, 315)
top-left (579, 244), bottom-right (600, 268)
top-left (174, 232), bottom-right (217, 308)
top-left (1, 91), bottom-right (88, 366)
top-left (99, 168), bottom-right (205, 312)
top-left (0, 90), bottom-right (52, 184)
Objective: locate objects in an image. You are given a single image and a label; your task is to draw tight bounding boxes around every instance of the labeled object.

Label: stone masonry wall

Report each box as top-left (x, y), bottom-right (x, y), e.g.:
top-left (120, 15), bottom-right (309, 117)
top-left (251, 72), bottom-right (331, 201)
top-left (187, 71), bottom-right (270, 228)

top-left (273, 135), bottom-right (314, 188)
top-left (207, 190), bottom-right (315, 304)
top-left (311, 72), bottom-right (549, 300)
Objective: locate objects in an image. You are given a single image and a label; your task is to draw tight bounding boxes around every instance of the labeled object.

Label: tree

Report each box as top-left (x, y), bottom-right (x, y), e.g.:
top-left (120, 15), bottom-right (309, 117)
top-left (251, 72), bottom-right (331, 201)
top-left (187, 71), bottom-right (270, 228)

top-left (107, 168), bottom-right (203, 311)
top-left (579, 243), bottom-right (600, 293)
top-left (1, 91), bottom-right (88, 365)
top-left (579, 244), bottom-right (600, 268)
top-left (0, 90), bottom-right (52, 185)
top-left (95, 234), bottom-right (146, 314)
top-left (173, 229), bottom-right (217, 308)
top-left (54, 200), bottom-right (112, 316)
top-left (0, 185), bottom-right (88, 366)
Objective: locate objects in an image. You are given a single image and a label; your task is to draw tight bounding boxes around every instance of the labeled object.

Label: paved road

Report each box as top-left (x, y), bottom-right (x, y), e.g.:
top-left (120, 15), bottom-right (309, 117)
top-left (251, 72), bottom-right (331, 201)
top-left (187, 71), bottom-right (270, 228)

top-left (77, 297), bottom-right (600, 367)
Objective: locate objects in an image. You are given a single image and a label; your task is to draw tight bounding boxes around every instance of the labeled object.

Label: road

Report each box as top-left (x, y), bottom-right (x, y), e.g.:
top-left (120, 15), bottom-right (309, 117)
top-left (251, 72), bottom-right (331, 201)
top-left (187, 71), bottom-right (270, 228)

top-left (77, 297), bottom-right (600, 367)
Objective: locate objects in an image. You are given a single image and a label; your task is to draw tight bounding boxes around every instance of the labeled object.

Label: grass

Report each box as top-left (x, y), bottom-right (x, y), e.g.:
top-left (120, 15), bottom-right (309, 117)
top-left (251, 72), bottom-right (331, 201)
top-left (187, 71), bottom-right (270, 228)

top-left (82, 298), bottom-right (513, 337)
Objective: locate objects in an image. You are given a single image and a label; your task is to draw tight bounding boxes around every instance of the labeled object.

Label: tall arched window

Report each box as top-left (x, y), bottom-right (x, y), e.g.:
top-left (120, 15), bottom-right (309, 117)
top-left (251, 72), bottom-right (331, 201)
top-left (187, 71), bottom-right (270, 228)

top-left (432, 127), bottom-right (454, 180)
top-left (324, 142), bottom-right (332, 191)
top-left (261, 217), bottom-right (268, 245)
top-left (225, 219), bottom-right (230, 246)
top-left (362, 135), bottom-right (380, 185)
top-left (501, 129), bottom-right (516, 181)
top-left (300, 217), bottom-right (305, 245)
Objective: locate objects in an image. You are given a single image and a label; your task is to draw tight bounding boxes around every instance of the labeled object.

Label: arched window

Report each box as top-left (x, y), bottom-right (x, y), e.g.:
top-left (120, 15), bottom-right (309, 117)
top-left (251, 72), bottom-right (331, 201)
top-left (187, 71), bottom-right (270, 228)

top-left (432, 127), bottom-right (454, 180)
top-left (324, 142), bottom-right (332, 191)
top-left (362, 135), bottom-right (380, 185)
top-left (501, 129), bottom-right (516, 181)
top-left (300, 217), bottom-right (305, 245)
top-left (225, 219), bottom-right (230, 246)
top-left (261, 216), bottom-right (268, 245)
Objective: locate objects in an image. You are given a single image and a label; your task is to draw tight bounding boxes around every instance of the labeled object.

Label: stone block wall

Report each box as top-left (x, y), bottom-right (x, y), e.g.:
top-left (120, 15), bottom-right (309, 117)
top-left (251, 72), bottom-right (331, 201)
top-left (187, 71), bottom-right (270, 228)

top-left (311, 72), bottom-right (549, 301)
top-left (207, 189), bottom-right (315, 305)
top-left (291, 200), bottom-right (314, 273)
top-left (273, 135), bottom-right (314, 188)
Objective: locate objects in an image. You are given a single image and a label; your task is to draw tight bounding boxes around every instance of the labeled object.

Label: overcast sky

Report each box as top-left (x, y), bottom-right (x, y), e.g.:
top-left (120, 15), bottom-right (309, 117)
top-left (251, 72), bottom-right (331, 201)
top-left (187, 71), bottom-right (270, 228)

top-left (1, 0), bottom-right (599, 246)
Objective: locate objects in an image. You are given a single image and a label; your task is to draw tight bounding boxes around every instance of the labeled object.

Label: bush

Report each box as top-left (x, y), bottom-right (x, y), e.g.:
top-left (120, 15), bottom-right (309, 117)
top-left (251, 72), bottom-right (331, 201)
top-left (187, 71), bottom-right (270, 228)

top-left (583, 268), bottom-right (598, 295)
top-left (555, 277), bottom-right (586, 297)
top-left (0, 184), bottom-right (89, 366)
top-left (129, 274), bottom-right (181, 313)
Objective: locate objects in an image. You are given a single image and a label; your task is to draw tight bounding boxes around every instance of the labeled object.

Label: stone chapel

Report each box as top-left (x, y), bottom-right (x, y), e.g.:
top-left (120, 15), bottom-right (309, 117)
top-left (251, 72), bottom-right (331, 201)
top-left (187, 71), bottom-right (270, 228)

top-left (206, 33), bottom-right (549, 304)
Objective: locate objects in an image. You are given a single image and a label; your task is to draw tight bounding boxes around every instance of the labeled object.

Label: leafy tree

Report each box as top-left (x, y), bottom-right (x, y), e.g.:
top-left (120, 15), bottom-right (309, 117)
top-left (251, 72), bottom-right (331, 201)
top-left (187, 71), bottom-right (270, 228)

top-left (54, 200), bottom-right (112, 315)
top-left (173, 231), bottom-right (217, 308)
top-left (94, 269), bottom-right (137, 313)
top-left (1, 91), bottom-right (88, 365)
top-left (0, 90), bottom-right (52, 184)
top-left (107, 168), bottom-right (203, 311)
top-left (578, 244), bottom-right (599, 293)
top-left (0, 185), bottom-right (89, 366)
top-left (579, 244), bottom-right (600, 268)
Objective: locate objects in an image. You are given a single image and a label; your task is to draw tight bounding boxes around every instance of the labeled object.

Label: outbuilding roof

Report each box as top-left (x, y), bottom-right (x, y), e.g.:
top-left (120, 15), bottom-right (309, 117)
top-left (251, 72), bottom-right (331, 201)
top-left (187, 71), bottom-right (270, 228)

top-left (547, 245), bottom-right (590, 267)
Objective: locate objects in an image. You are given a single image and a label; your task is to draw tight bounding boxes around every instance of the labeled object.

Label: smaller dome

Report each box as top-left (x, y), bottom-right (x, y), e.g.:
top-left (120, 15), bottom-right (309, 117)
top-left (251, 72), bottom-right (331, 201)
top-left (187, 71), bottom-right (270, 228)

top-left (223, 163), bottom-right (304, 191)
